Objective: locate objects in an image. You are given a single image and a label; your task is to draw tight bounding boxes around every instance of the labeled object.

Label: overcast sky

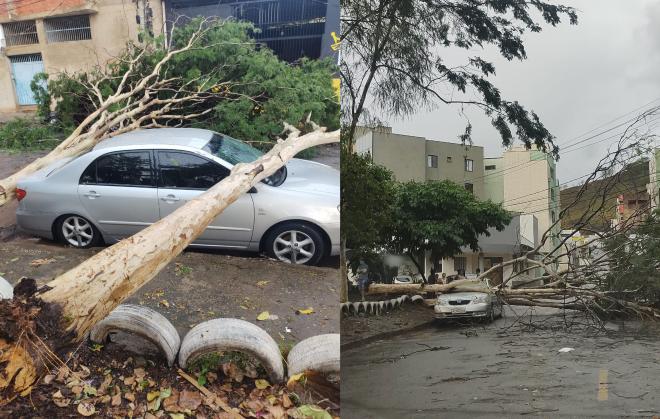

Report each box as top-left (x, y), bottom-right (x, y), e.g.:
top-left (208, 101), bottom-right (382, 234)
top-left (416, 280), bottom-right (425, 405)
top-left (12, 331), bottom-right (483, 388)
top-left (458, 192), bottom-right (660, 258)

top-left (383, 0), bottom-right (660, 185)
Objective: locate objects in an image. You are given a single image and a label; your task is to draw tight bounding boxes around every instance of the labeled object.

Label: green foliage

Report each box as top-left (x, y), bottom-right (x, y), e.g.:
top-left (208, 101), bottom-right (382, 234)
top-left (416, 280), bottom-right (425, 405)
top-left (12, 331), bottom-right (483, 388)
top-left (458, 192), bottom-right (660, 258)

top-left (31, 20), bottom-right (338, 146)
top-left (342, 0), bottom-right (578, 155)
top-left (389, 180), bottom-right (512, 279)
top-left (0, 118), bottom-right (63, 151)
top-left (209, 57), bottom-right (338, 153)
top-left (341, 152), bottom-right (396, 271)
top-left (602, 213), bottom-right (660, 306)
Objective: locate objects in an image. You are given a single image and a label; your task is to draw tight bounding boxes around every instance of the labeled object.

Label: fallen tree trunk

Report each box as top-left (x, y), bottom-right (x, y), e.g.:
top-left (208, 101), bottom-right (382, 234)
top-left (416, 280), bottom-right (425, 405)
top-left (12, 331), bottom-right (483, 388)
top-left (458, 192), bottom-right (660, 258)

top-left (366, 281), bottom-right (660, 319)
top-left (366, 279), bottom-right (487, 295)
top-left (0, 17), bottom-right (240, 209)
top-left (0, 123), bottom-right (338, 403)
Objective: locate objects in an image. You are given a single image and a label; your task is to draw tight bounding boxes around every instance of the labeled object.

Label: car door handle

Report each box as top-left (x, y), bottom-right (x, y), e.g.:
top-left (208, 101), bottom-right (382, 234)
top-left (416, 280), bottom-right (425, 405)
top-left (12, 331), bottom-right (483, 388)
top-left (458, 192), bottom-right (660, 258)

top-left (160, 194), bottom-right (180, 202)
top-left (84, 191), bottom-right (101, 198)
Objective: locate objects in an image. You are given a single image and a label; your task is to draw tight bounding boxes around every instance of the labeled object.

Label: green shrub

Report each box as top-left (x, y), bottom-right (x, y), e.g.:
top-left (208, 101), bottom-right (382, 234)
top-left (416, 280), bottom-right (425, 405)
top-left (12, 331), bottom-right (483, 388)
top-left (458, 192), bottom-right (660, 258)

top-left (0, 118), bottom-right (63, 151)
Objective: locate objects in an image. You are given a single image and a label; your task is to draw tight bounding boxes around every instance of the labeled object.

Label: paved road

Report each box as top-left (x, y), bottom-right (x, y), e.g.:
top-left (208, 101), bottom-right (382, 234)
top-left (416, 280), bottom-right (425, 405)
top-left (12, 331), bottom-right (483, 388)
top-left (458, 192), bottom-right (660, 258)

top-left (342, 308), bottom-right (660, 418)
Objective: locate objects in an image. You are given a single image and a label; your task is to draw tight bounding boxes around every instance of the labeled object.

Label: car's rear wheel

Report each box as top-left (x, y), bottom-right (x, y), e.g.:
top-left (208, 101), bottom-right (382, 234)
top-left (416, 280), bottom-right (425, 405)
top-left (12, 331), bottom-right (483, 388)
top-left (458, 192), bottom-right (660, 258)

top-left (55, 215), bottom-right (102, 248)
top-left (264, 222), bottom-right (325, 265)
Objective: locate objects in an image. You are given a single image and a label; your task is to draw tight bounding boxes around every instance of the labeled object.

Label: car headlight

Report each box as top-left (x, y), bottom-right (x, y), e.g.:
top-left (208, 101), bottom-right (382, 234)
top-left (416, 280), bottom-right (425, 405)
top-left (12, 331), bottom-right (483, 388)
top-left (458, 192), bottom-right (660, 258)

top-left (473, 294), bottom-right (488, 304)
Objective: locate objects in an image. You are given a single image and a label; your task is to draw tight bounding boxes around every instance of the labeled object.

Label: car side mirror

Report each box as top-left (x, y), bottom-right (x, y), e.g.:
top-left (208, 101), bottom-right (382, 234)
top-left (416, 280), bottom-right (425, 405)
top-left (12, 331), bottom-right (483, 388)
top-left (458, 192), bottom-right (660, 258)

top-left (248, 186), bottom-right (257, 193)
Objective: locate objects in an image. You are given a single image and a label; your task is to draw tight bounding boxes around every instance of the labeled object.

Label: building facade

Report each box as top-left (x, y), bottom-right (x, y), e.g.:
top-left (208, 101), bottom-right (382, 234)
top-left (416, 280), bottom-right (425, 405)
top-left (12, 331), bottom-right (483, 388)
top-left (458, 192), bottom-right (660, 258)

top-left (483, 146), bottom-right (561, 254)
top-left (164, 0), bottom-right (340, 63)
top-left (0, 0), bottom-right (339, 116)
top-left (355, 126), bottom-right (486, 199)
top-left (356, 126), bottom-right (553, 286)
top-left (0, 0), bottom-right (164, 114)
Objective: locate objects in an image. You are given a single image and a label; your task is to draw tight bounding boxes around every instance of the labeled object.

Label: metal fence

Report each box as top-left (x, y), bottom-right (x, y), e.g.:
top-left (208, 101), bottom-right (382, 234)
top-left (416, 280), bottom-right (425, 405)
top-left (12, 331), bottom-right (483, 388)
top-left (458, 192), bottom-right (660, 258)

top-left (1, 20), bottom-right (39, 46)
top-left (44, 14), bottom-right (92, 43)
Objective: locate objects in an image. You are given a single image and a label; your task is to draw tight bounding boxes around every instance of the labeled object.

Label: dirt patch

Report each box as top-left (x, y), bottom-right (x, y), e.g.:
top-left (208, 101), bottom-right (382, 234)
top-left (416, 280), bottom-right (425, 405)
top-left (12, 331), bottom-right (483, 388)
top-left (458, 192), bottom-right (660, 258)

top-left (0, 237), bottom-right (339, 348)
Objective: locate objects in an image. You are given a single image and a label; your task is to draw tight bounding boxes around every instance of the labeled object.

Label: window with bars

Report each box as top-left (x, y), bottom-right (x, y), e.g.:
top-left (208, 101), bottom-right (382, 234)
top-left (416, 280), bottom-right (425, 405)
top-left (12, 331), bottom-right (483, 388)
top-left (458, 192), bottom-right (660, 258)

top-left (2, 21), bottom-right (39, 46)
top-left (44, 15), bottom-right (91, 43)
top-left (464, 183), bottom-right (473, 194)
top-left (464, 158), bottom-right (474, 172)
top-left (231, 1), bottom-right (280, 24)
top-left (427, 154), bottom-right (438, 168)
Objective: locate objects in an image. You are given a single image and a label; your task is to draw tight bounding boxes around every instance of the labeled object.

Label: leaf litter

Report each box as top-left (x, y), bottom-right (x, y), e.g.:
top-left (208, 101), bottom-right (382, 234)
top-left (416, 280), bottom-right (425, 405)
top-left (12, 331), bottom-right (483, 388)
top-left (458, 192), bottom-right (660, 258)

top-left (5, 340), bottom-right (339, 418)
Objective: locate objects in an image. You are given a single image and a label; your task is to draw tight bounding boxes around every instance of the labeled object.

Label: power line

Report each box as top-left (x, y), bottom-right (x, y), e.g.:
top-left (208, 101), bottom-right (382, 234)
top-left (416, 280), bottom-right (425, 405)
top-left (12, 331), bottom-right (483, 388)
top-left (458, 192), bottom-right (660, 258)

top-left (499, 124), bottom-right (660, 208)
top-left (511, 165), bottom-right (658, 216)
top-left (470, 100), bottom-right (660, 184)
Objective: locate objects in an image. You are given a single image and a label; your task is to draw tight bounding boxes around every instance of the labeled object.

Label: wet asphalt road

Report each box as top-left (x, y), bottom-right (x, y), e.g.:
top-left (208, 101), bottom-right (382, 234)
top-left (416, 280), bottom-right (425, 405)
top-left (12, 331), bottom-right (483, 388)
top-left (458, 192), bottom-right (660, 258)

top-left (341, 307), bottom-right (660, 418)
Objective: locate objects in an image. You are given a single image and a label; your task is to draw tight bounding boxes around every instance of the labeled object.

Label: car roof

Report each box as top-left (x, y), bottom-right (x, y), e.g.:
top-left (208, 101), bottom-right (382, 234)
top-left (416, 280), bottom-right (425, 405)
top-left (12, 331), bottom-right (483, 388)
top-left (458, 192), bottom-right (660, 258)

top-left (93, 128), bottom-right (214, 151)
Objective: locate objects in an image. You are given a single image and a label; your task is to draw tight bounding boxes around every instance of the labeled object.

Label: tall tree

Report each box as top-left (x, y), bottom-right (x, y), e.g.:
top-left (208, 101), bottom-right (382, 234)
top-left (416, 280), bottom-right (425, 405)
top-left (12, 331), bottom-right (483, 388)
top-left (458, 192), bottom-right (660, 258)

top-left (341, 0), bottom-right (578, 152)
top-left (602, 211), bottom-right (660, 306)
top-left (341, 153), bottom-right (395, 267)
top-left (389, 180), bottom-right (511, 282)
top-left (339, 0), bottom-right (577, 299)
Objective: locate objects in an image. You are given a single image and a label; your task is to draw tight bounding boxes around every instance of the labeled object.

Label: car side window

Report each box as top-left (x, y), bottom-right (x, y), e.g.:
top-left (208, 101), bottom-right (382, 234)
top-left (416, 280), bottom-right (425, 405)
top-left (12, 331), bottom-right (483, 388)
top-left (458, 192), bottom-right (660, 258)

top-left (81, 151), bottom-right (154, 187)
top-left (157, 151), bottom-right (229, 190)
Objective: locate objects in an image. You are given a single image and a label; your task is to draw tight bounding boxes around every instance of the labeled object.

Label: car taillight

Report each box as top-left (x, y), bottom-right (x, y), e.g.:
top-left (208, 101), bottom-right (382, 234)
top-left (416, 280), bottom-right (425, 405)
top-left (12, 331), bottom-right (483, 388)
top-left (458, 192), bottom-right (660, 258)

top-left (15, 188), bottom-right (26, 201)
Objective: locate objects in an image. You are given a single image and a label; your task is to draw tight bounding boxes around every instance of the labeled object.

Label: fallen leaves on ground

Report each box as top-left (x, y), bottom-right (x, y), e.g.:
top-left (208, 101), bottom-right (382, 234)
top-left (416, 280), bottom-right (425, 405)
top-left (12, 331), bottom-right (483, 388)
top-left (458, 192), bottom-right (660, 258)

top-left (295, 308), bottom-right (315, 315)
top-left (255, 379), bottom-right (271, 390)
top-left (31, 347), bottom-right (338, 419)
top-left (77, 401), bottom-right (96, 416)
top-left (257, 311), bottom-right (270, 321)
top-left (296, 405), bottom-right (333, 419)
top-left (29, 258), bottom-right (56, 266)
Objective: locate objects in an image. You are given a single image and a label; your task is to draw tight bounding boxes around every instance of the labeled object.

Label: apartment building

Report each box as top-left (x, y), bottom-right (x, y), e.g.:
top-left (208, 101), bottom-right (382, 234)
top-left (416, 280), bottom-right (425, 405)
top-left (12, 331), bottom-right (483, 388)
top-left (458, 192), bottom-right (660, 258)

top-left (356, 126), bottom-right (548, 285)
top-left (354, 126), bottom-right (486, 199)
top-left (0, 0), bottom-right (164, 114)
top-left (483, 147), bottom-right (561, 254)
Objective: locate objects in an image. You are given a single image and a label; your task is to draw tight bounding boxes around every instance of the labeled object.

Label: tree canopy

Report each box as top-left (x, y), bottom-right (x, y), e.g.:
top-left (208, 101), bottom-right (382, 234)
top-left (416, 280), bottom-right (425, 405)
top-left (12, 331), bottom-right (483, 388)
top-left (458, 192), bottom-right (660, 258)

top-left (32, 20), bottom-right (339, 146)
top-left (341, 152), bottom-right (396, 272)
top-left (341, 0), bottom-right (577, 154)
top-left (601, 212), bottom-right (660, 307)
top-left (389, 180), bottom-right (511, 281)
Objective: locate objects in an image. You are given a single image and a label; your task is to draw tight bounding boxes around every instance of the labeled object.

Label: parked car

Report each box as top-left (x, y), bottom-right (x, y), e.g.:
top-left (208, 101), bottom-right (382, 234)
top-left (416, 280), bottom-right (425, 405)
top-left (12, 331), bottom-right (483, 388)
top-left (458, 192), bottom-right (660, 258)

top-left (434, 291), bottom-right (503, 321)
top-left (393, 275), bottom-right (413, 284)
top-left (15, 128), bottom-right (339, 266)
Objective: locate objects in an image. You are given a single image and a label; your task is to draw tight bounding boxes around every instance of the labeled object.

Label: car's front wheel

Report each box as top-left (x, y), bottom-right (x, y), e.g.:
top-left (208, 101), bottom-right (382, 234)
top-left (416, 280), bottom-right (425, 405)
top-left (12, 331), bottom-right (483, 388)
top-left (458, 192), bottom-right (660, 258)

top-left (264, 222), bottom-right (325, 265)
top-left (55, 215), bottom-right (102, 248)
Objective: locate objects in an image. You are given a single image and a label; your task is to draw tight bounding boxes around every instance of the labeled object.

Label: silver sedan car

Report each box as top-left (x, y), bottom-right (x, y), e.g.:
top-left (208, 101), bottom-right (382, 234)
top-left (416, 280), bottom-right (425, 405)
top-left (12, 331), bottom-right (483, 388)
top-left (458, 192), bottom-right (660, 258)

top-left (16, 128), bottom-right (339, 265)
top-left (434, 291), bottom-right (503, 321)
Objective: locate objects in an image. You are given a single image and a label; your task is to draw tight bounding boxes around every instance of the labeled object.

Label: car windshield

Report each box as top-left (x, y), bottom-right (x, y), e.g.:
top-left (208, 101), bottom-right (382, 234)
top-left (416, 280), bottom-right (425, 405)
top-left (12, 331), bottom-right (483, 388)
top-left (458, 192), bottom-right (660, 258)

top-left (203, 133), bottom-right (263, 165)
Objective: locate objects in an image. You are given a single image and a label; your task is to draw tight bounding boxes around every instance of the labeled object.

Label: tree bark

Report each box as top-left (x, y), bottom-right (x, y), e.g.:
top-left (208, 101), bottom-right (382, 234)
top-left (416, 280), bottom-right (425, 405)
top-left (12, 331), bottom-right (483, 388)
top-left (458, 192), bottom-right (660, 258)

top-left (0, 125), bottom-right (338, 402)
top-left (340, 236), bottom-right (348, 302)
top-left (367, 279), bottom-right (486, 295)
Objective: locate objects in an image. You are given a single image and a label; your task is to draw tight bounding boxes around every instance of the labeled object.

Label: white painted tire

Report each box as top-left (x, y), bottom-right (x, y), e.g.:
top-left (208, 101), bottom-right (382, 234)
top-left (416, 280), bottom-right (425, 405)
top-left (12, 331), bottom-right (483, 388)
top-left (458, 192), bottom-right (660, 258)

top-left (0, 276), bottom-right (12, 300)
top-left (89, 304), bottom-right (180, 367)
top-left (178, 318), bottom-right (284, 382)
top-left (411, 295), bottom-right (424, 303)
top-left (287, 334), bottom-right (340, 378)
